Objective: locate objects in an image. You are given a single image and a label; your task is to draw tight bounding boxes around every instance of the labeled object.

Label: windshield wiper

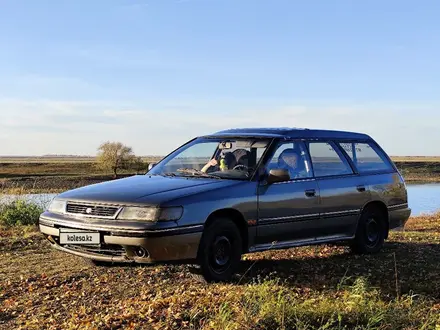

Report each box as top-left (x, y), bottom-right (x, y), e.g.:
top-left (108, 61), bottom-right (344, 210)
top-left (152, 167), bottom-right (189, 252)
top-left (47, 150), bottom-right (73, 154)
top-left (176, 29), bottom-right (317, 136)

top-left (176, 168), bottom-right (222, 179)
top-left (162, 172), bottom-right (177, 177)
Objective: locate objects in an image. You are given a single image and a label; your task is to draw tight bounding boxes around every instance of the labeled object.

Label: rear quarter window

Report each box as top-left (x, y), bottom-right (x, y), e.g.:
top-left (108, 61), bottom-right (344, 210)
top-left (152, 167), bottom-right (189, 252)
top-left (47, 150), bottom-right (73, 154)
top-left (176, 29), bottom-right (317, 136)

top-left (339, 142), bottom-right (393, 173)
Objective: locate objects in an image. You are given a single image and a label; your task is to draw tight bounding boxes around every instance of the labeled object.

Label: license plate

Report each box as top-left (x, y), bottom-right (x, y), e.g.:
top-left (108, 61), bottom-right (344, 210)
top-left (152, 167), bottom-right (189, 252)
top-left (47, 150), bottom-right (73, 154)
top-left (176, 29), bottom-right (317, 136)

top-left (60, 232), bottom-right (100, 245)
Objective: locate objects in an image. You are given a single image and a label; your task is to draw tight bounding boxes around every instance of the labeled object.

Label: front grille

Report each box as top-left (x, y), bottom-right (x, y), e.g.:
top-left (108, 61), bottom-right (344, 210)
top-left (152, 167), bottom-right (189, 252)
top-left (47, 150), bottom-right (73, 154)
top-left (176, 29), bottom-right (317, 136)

top-left (66, 244), bottom-right (126, 257)
top-left (66, 203), bottom-right (119, 217)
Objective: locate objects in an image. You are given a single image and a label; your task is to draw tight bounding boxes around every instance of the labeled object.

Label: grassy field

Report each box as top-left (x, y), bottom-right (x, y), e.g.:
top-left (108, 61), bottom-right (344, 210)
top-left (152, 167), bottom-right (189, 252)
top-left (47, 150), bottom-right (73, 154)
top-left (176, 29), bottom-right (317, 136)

top-left (0, 161), bottom-right (137, 193)
top-left (0, 214), bottom-right (439, 329)
top-left (393, 160), bottom-right (440, 183)
top-left (0, 157), bottom-right (162, 193)
top-left (1, 156), bottom-right (440, 193)
top-left (390, 156), bottom-right (440, 162)
top-left (0, 156), bottom-right (163, 164)
top-left (2, 156), bottom-right (439, 161)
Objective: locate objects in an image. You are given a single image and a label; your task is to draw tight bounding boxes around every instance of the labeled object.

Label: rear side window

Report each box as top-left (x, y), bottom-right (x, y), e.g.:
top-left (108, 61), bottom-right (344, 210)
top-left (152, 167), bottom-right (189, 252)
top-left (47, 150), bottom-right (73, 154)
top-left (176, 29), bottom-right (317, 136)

top-left (339, 142), bottom-right (393, 173)
top-left (307, 142), bottom-right (353, 177)
top-left (271, 141), bottom-right (301, 161)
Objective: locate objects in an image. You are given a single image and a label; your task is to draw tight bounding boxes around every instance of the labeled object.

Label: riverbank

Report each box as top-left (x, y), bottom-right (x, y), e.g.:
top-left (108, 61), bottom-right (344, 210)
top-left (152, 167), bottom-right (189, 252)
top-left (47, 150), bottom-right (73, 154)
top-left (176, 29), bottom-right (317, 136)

top-left (1, 158), bottom-right (440, 193)
top-left (1, 213), bottom-right (439, 329)
top-left (0, 174), bottom-right (132, 194)
top-left (394, 160), bottom-right (440, 183)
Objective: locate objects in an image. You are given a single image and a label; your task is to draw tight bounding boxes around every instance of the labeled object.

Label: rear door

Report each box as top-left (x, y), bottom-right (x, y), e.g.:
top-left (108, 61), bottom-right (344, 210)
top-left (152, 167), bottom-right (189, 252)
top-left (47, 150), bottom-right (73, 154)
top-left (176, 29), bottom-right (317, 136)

top-left (339, 140), bottom-right (408, 216)
top-left (256, 140), bottom-right (320, 244)
top-left (306, 141), bottom-right (371, 238)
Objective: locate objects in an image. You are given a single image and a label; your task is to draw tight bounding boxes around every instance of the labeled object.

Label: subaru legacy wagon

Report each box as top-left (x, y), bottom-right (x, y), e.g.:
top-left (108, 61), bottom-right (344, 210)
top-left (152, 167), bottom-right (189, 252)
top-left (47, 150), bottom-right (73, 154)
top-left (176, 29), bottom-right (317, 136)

top-left (39, 128), bottom-right (411, 282)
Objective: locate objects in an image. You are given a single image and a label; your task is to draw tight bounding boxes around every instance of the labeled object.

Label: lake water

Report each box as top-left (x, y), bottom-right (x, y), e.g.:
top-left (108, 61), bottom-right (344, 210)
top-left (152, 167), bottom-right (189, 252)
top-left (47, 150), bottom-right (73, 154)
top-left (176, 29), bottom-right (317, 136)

top-left (406, 183), bottom-right (440, 216)
top-left (1, 183), bottom-right (439, 217)
top-left (0, 193), bottom-right (57, 209)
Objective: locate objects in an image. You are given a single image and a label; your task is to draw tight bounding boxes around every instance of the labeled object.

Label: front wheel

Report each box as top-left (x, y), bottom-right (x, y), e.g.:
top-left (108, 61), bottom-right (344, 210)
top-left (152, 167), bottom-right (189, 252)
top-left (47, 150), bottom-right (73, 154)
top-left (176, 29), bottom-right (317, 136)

top-left (351, 206), bottom-right (387, 254)
top-left (196, 218), bottom-right (242, 282)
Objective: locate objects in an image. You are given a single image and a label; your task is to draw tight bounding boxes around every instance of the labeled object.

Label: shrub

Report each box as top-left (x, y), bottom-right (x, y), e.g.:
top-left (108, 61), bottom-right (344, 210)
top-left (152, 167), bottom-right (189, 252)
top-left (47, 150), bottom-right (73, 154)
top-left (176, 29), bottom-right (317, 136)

top-left (0, 200), bottom-right (43, 227)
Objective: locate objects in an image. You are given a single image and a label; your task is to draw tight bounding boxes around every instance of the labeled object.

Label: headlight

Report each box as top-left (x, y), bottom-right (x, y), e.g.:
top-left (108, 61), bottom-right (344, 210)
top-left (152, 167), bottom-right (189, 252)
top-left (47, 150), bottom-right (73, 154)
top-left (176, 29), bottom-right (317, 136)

top-left (117, 206), bottom-right (183, 222)
top-left (48, 199), bottom-right (66, 214)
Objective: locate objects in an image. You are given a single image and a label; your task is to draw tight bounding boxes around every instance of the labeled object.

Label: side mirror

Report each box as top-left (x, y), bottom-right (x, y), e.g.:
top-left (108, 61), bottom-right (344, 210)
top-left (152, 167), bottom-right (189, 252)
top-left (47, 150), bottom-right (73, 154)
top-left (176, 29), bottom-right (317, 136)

top-left (266, 169), bottom-right (290, 184)
top-left (148, 163), bottom-right (157, 171)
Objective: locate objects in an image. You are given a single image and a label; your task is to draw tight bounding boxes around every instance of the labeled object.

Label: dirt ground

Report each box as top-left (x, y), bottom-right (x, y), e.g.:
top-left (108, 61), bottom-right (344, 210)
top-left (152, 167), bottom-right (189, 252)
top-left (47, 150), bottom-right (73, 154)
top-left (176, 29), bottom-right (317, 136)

top-left (1, 216), bottom-right (440, 329)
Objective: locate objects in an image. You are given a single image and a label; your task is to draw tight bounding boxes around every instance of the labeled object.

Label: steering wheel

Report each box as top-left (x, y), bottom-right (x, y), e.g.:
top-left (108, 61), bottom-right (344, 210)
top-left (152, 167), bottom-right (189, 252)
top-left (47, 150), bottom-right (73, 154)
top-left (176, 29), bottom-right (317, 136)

top-left (233, 164), bottom-right (248, 171)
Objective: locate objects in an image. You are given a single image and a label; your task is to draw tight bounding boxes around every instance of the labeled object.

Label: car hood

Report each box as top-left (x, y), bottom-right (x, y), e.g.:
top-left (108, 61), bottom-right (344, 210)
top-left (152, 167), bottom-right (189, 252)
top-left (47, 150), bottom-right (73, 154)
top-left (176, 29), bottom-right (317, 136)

top-left (57, 174), bottom-right (240, 205)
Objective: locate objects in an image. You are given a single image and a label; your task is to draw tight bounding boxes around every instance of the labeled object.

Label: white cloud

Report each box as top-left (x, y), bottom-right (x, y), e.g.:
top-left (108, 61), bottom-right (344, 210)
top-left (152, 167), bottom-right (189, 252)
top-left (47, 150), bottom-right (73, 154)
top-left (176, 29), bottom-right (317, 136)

top-left (0, 98), bottom-right (438, 156)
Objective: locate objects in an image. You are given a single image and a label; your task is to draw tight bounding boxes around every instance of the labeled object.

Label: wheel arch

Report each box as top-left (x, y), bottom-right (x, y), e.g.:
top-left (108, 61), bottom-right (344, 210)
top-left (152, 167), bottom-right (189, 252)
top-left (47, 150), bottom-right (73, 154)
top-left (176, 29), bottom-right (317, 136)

top-left (204, 208), bottom-right (249, 253)
top-left (360, 200), bottom-right (390, 238)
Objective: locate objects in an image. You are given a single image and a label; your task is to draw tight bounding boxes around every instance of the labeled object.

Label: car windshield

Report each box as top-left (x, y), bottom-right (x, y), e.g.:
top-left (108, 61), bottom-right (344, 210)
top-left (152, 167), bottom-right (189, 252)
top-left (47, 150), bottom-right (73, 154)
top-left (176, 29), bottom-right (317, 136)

top-left (149, 137), bottom-right (271, 180)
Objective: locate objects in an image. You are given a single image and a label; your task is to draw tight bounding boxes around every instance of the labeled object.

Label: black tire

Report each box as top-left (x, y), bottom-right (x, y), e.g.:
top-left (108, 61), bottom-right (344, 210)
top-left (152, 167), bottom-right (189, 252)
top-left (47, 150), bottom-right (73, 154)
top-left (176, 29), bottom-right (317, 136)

top-left (86, 259), bottom-right (110, 267)
top-left (197, 218), bottom-right (242, 283)
top-left (351, 206), bottom-right (387, 254)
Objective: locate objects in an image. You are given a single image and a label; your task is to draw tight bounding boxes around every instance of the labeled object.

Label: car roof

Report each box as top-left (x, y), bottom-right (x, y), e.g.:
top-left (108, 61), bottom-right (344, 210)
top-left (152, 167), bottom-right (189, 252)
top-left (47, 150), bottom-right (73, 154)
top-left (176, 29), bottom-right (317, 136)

top-left (204, 127), bottom-right (371, 140)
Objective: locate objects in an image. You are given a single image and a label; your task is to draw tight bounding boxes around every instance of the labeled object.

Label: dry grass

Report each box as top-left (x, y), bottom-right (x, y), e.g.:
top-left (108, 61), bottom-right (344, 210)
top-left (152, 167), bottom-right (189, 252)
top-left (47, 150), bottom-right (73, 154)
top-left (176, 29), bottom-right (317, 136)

top-left (1, 214), bottom-right (439, 329)
top-left (391, 156), bottom-right (440, 162)
top-left (0, 157), bottom-right (96, 163)
top-left (0, 176), bottom-right (121, 193)
top-left (405, 212), bottom-right (440, 232)
top-left (2, 155), bottom-right (439, 162)
top-left (1, 154), bottom-right (440, 195)
top-left (0, 157), bottom-right (162, 192)
top-left (0, 156), bottom-right (163, 164)
top-left (394, 160), bottom-right (440, 183)
top-left (0, 162), bottom-right (126, 177)
top-left (0, 162), bottom-right (136, 193)
top-left (1, 156), bottom-right (440, 194)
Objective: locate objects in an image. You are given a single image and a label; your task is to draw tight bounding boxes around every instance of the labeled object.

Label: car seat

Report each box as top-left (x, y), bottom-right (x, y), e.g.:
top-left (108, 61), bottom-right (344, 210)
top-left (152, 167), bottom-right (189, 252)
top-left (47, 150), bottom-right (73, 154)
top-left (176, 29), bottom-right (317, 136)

top-left (233, 149), bottom-right (250, 168)
top-left (278, 148), bottom-right (306, 174)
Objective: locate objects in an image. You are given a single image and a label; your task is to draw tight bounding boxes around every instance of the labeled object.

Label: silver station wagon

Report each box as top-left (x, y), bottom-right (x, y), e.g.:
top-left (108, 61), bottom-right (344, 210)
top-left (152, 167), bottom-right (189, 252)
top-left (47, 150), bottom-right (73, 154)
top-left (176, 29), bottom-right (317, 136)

top-left (39, 128), bottom-right (411, 282)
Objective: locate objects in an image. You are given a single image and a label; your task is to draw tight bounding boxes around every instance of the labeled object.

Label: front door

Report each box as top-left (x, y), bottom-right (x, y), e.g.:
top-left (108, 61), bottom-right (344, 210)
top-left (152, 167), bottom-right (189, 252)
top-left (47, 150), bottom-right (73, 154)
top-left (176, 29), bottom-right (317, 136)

top-left (256, 140), bottom-right (320, 244)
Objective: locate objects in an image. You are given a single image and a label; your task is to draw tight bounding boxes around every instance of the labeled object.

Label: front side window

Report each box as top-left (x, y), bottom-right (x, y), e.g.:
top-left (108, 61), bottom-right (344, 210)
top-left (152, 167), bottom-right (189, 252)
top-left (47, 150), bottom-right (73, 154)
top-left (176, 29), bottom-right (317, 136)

top-left (266, 141), bottom-right (312, 180)
top-left (307, 142), bottom-right (353, 177)
top-left (339, 142), bottom-right (393, 173)
top-left (149, 137), bottom-right (270, 180)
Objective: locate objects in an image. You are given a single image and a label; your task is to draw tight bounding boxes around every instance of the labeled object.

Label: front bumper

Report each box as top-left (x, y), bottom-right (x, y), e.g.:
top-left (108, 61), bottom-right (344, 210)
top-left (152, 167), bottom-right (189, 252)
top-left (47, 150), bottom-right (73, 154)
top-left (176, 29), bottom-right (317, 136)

top-left (39, 215), bottom-right (203, 263)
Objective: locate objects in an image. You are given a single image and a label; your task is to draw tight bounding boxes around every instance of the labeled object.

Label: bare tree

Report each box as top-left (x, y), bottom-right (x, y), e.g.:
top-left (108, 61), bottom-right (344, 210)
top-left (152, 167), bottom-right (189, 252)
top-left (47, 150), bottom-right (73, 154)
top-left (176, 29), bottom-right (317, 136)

top-left (96, 142), bottom-right (135, 178)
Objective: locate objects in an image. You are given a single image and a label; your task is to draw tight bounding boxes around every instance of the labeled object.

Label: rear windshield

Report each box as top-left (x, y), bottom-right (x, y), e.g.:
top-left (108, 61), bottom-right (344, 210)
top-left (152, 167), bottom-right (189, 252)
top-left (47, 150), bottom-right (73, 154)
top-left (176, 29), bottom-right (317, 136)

top-left (339, 142), bottom-right (393, 173)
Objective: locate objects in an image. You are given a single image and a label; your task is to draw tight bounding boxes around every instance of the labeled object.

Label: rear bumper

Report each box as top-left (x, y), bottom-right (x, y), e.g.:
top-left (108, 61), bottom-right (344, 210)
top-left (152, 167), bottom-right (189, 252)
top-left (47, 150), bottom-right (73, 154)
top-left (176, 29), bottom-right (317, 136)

top-left (39, 216), bottom-right (203, 263)
top-left (389, 207), bottom-right (411, 230)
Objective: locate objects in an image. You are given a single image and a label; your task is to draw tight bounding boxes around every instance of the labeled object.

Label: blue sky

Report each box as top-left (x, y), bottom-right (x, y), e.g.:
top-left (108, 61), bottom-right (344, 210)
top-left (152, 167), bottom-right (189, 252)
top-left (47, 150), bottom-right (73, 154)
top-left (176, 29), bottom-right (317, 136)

top-left (1, 0), bottom-right (439, 156)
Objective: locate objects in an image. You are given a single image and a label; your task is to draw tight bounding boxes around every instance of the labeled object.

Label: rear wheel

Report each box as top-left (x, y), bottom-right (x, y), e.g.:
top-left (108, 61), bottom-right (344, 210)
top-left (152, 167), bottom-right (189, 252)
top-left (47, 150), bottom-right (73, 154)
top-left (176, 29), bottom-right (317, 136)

top-left (196, 218), bottom-right (242, 282)
top-left (351, 206), bottom-right (387, 254)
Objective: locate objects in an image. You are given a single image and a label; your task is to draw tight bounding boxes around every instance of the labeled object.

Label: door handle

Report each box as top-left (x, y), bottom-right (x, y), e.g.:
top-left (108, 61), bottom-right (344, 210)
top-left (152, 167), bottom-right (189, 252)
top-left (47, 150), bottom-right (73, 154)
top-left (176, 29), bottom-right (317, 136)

top-left (305, 189), bottom-right (316, 197)
top-left (357, 185), bottom-right (366, 192)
